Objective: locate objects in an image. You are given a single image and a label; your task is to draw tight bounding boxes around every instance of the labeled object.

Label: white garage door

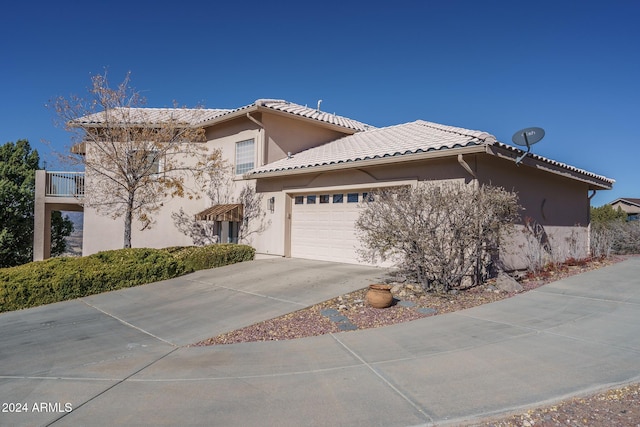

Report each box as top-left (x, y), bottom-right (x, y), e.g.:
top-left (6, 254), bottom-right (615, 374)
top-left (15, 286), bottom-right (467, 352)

top-left (290, 192), bottom-right (366, 264)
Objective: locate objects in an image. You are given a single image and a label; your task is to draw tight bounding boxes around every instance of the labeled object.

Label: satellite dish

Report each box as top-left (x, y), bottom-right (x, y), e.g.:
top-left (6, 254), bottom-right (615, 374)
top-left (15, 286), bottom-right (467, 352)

top-left (512, 127), bottom-right (545, 165)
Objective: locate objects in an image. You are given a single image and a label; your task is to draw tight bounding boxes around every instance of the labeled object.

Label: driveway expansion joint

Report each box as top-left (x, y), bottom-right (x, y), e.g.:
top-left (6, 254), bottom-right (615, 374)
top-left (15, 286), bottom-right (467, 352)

top-left (80, 299), bottom-right (178, 347)
top-left (187, 279), bottom-right (308, 307)
top-left (47, 347), bottom-right (180, 426)
top-left (330, 333), bottom-right (435, 424)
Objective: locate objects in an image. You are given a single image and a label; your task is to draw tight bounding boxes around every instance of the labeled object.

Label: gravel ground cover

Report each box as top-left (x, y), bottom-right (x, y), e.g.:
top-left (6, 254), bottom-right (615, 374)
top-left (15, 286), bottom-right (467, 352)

top-left (194, 256), bottom-right (639, 426)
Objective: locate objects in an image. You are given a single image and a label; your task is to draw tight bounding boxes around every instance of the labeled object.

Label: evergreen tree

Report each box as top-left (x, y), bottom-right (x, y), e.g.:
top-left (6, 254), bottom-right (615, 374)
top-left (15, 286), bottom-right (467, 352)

top-left (591, 204), bottom-right (626, 225)
top-left (0, 140), bottom-right (74, 267)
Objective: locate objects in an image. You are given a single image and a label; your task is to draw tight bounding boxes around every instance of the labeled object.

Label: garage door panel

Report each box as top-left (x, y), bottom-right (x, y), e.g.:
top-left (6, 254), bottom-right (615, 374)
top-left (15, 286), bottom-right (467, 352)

top-left (291, 193), bottom-right (364, 264)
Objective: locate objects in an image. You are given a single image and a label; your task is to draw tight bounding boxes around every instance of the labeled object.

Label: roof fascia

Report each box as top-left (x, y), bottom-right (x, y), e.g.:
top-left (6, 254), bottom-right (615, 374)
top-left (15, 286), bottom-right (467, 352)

top-left (198, 104), bottom-right (361, 134)
top-left (611, 198), bottom-right (640, 208)
top-left (69, 121), bottom-right (193, 129)
top-left (197, 105), bottom-right (260, 128)
top-left (485, 145), bottom-right (613, 190)
top-left (254, 106), bottom-right (362, 134)
top-left (246, 145), bottom-right (487, 179)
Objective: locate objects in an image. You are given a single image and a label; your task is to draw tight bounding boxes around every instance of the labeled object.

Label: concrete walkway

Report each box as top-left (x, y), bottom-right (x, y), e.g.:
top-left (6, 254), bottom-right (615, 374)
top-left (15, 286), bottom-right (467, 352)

top-left (1, 257), bottom-right (639, 426)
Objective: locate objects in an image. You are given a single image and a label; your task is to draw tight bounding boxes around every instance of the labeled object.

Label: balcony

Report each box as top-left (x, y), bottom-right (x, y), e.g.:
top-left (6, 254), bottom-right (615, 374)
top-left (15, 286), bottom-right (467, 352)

top-left (34, 170), bottom-right (84, 261)
top-left (45, 171), bottom-right (85, 198)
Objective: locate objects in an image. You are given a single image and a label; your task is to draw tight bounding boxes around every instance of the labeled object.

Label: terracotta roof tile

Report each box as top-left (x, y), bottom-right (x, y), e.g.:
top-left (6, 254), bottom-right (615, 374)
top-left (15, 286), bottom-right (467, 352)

top-left (74, 100), bottom-right (373, 132)
top-left (249, 120), bottom-right (614, 188)
top-left (250, 120), bottom-right (495, 174)
top-left (73, 108), bottom-right (231, 126)
top-left (201, 99), bottom-right (374, 132)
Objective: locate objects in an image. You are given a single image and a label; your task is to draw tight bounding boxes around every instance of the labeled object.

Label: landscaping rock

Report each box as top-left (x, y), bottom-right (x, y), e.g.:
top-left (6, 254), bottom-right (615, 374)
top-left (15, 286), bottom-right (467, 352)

top-left (496, 272), bottom-right (523, 293)
top-left (398, 300), bottom-right (416, 308)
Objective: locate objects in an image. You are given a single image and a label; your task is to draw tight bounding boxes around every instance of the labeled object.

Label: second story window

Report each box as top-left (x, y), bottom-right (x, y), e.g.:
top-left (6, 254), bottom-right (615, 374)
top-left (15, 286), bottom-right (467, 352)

top-left (127, 149), bottom-right (162, 178)
top-left (235, 139), bottom-right (255, 175)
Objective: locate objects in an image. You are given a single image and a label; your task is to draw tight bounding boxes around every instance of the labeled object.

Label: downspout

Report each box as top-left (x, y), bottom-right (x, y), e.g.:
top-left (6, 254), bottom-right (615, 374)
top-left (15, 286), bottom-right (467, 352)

top-left (458, 154), bottom-right (483, 283)
top-left (587, 189), bottom-right (597, 257)
top-left (246, 113), bottom-right (266, 166)
top-left (457, 154), bottom-right (477, 180)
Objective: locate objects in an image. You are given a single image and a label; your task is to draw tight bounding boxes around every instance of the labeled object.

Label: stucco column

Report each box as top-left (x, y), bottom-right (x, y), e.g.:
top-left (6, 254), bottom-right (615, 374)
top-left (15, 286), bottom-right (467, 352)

top-left (33, 170), bottom-right (52, 261)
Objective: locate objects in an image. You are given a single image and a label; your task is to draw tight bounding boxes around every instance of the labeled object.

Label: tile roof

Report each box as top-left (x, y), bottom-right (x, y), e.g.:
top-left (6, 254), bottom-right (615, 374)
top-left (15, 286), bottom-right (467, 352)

top-left (490, 142), bottom-right (615, 185)
top-left (248, 120), bottom-right (614, 188)
top-left (249, 120), bottom-right (496, 174)
top-left (73, 108), bottom-right (231, 126)
top-left (197, 99), bottom-right (374, 132)
top-left (73, 99), bottom-right (373, 132)
top-left (611, 198), bottom-right (640, 207)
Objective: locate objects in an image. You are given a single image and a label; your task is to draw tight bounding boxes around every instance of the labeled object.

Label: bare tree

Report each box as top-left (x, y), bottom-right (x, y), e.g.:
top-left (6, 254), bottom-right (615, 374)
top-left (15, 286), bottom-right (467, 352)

top-left (51, 72), bottom-right (223, 248)
top-left (237, 183), bottom-right (270, 243)
top-left (171, 163), bottom-right (236, 245)
top-left (355, 183), bottom-right (521, 293)
top-left (171, 173), bottom-right (270, 246)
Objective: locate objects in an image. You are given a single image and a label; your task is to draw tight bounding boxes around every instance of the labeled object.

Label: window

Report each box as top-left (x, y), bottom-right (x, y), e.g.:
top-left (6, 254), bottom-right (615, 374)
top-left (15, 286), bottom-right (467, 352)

top-left (319, 194), bottom-right (330, 204)
top-left (332, 194), bottom-right (343, 203)
top-left (127, 149), bottom-right (162, 176)
top-left (347, 193), bottom-right (359, 203)
top-left (306, 195), bottom-right (316, 204)
top-left (294, 196), bottom-right (304, 205)
top-left (235, 139), bottom-right (255, 175)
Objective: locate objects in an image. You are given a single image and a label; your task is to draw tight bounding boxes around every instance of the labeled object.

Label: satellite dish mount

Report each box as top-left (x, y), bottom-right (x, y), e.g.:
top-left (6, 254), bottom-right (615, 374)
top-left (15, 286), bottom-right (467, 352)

top-left (512, 127), bottom-right (545, 165)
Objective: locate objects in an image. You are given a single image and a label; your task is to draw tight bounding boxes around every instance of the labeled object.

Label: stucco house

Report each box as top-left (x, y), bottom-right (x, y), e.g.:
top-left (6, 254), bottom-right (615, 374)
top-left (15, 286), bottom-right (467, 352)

top-left (34, 99), bottom-right (614, 269)
top-left (609, 198), bottom-right (640, 221)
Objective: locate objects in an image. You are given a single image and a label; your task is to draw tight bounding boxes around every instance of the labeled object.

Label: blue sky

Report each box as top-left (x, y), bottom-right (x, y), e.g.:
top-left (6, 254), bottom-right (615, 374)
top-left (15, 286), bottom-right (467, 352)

top-left (1, 0), bottom-right (638, 207)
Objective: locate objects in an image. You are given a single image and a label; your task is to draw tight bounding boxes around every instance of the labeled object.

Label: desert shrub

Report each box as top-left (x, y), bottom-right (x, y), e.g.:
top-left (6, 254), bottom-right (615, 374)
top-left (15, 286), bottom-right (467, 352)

top-left (590, 214), bottom-right (640, 257)
top-left (168, 244), bottom-right (255, 271)
top-left (355, 183), bottom-right (521, 293)
top-left (611, 221), bottom-right (640, 254)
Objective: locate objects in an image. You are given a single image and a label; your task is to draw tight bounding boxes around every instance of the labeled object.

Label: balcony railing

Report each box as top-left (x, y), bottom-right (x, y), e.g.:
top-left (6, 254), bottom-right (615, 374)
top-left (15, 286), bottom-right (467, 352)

top-left (45, 171), bottom-right (85, 197)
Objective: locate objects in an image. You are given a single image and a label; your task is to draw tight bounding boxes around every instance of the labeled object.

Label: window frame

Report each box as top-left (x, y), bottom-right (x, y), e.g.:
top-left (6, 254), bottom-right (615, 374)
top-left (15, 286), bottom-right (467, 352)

top-left (235, 139), bottom-right (255, 175)
top-left (127, 149), bottom-right (162, 177)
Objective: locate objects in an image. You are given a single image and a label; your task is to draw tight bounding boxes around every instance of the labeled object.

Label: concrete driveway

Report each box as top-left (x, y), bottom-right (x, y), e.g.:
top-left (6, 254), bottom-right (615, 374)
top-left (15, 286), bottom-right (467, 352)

top-left (1, 257), bottom-right (639, 426)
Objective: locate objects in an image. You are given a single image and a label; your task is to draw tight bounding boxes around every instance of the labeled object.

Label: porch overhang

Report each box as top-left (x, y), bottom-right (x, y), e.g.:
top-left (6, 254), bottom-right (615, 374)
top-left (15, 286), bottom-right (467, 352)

top-left (195, 204), bottom-right (243, 222)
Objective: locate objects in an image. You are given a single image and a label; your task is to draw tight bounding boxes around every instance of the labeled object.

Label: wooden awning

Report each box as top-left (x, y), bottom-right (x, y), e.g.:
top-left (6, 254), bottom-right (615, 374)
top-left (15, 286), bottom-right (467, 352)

top-left (195, 204), bottom-right (243, 222)
top-left (71, 142), bottom-right (86, 154)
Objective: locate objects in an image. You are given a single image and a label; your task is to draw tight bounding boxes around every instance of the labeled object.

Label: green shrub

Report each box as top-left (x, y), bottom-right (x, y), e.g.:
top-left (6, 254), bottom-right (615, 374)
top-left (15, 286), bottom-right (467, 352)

top-left (0, 245), bottom-right (255, 313)
top-left (0, 248), bottom-right (188, 313)
top-left (168, 244), bottom-right (255, 271)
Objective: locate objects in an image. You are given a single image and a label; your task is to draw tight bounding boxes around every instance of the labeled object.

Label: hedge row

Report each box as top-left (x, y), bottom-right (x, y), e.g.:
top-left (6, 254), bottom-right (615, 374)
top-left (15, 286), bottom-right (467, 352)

top-left (166, 243), bottom-right (255, 271)
top-left (0, 244), bottom-right (255, 313)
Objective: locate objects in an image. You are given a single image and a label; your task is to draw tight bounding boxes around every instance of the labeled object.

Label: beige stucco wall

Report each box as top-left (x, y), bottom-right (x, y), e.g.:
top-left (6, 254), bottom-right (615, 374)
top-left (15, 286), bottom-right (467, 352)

top-left (81, 112), bottom-right (348, 255)
top-left (261, 113), bottom-right (351, 164)
top-left (79, 109), bottom-right (595, 269)
top-left (81, 147), bottom-right (209, 254)
top-left (81, 116), bottom-right (257, 255)
top-left (251, 153), bottom-right (593, 269)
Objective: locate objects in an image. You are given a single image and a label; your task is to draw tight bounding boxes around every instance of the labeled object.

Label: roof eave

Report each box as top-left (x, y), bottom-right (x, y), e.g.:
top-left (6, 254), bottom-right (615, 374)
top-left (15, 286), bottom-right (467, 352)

top-left (198, 104), bottom-right (364, 134)
top-left (245, 145), bottom-right (487, 179)
top-left (610, 198), bottom-right (640, 208)
top-left (197, 104), bottom-right (260, 128)
top-left (254, 105), bottom-right (363, 134)
top-left (485, 145), bottom-right (614, 191)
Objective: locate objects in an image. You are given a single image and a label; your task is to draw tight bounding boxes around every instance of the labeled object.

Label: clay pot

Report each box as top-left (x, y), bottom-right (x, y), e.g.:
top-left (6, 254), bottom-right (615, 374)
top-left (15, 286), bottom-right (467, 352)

top-left (366, 284), bottom-right (394, 308)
